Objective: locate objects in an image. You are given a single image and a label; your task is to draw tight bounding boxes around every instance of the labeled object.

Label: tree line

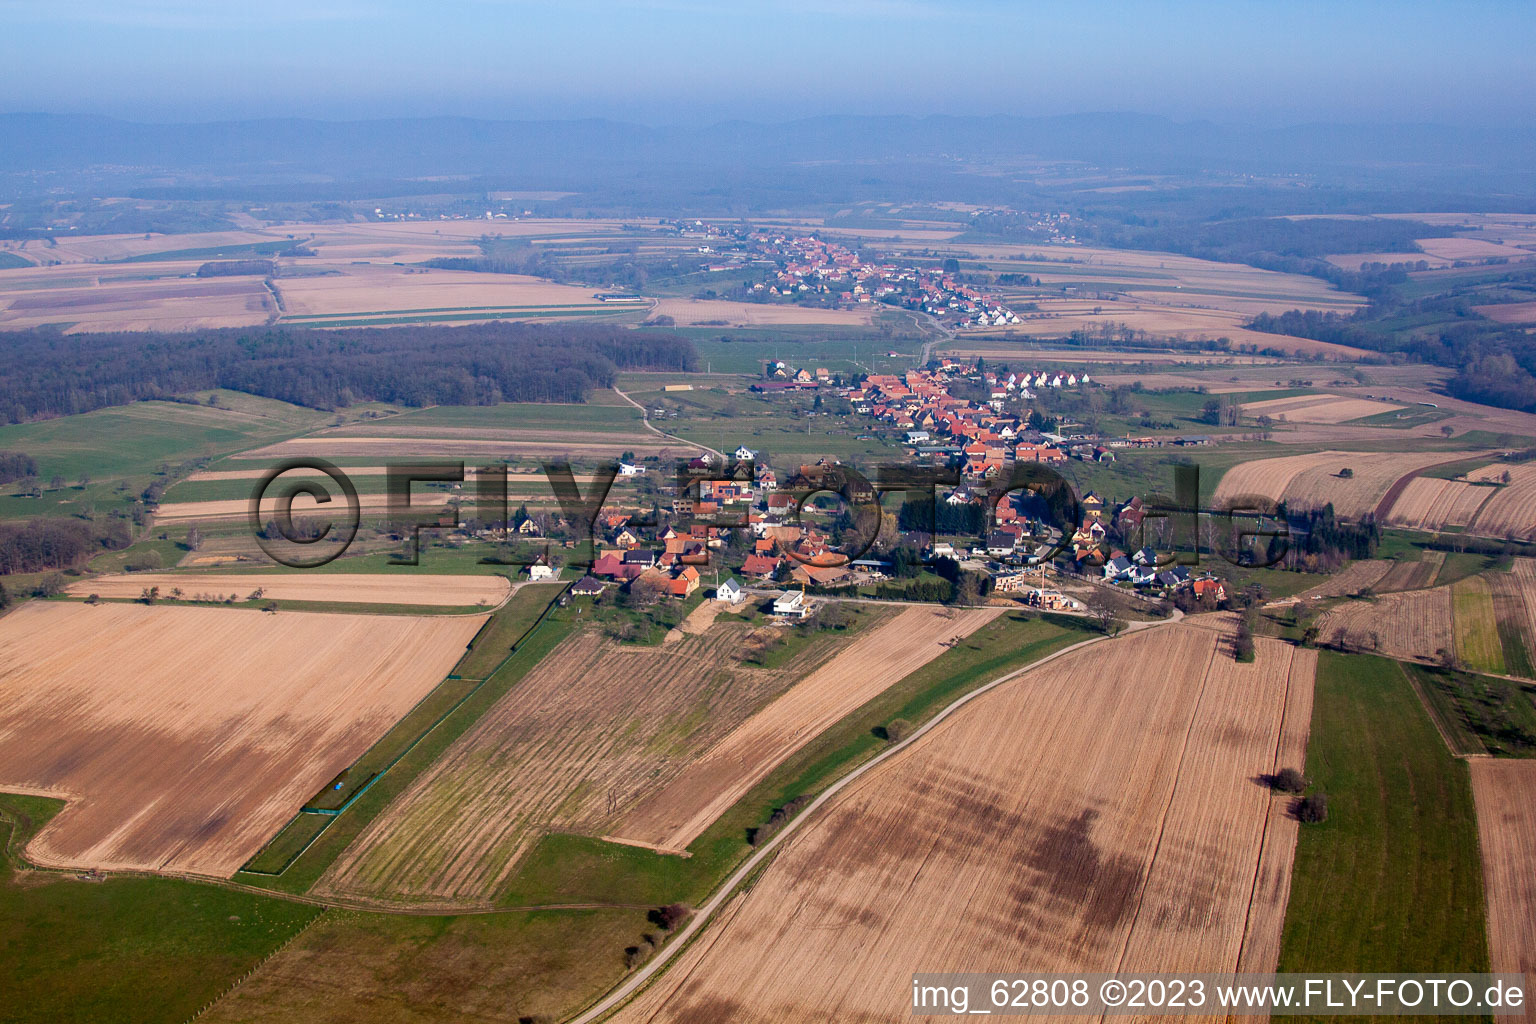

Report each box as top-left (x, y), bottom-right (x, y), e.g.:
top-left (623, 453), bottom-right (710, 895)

top-left (0, 322), bottom-right (697, 422)
top-left (0, 517), bottom-right (132, 575)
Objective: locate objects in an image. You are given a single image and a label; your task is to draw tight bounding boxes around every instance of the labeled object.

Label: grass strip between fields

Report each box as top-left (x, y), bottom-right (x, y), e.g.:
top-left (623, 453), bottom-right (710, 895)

top-left (236, 584), bottom-right (569, 890)
top-left (1277, 653), bottom-right (1489, 1000)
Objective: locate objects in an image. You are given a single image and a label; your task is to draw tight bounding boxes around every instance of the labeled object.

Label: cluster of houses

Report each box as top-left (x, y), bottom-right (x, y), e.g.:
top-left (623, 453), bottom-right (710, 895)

top-left (743, 232), bottom-right (1021, 328)
top-left (568, 449), bottom-right (860, 618)
top-left (853, 364), bottom-right (1105, 480)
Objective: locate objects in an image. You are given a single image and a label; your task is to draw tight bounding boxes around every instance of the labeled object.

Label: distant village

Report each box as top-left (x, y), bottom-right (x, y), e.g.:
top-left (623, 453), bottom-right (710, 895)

top-left (674, 222), bottom-right (1023, 329)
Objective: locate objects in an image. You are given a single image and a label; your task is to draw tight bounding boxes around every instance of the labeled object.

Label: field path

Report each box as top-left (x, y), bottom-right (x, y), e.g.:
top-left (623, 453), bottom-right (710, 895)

top-left (613, 385), bottom-right (724, 463)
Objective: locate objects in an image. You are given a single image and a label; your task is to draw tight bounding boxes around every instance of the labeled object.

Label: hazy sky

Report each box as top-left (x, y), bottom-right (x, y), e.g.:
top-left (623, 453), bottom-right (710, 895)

top-left (2, 0), bottom-right (1531, 125)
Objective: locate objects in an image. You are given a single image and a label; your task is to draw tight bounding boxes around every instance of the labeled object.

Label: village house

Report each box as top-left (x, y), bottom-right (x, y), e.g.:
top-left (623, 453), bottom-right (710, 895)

top-left (771, 589), bottom-right (811, 619)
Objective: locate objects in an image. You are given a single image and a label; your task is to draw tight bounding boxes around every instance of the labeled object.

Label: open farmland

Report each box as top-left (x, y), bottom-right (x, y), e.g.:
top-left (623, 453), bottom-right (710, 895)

top-left (1213, 449), bottom-right (1484, 519)
top-left (1465, 463), bottom-right (1536, 541)
top-left (1475, 300), bottom-right (1536, 325)
top-left (1377, 549), bottom-right (1446, 592)
top-left (150, 489), bottom-right (455, 524)
top-left (316, 618), bottom-right (883, 906)
top-left (1316, 586), bottom-right (1455, 663)
top-left (647, 297), bottom-right (875, 326)
top-left (1278, 654), bottom-right (1489, 979)
top-left (0, 602), bottom-right (484, 876)
top-left (1452, 576), bottom-right (1506, 674)
top-left (0, 220), bottom-right (647, 331)
top-left (1291, 559), bottom-right (1393, 601)
top-left (1382, 476), bottom-right (1495, 531)
top-left (612, 623), bottom-right (1316, 1023)
top-left (1470, 759), bottom-right (1536, 1024)
top-left (612, 605), bottom-right (1001, 853)
top-left (237, 434), bottom-right (698, 461)
top-left (63, 572), bottom-right (511, 608)
top-left (1240, 393), bottom-right (1404, 423)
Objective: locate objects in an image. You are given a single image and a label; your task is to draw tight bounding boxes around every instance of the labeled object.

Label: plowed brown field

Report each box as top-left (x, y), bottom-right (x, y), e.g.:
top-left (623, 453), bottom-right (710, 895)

top-left (1293, 559), bottom-right (1393, 600)
top-left (612, 624), bottom-right (1316, 1023)
top-left (1214, 450), bottom-right (1483, 519)
top-left (1240, 394), bottom-right (1403, 423)
top-left (613, 605), bottom-right (1002, 852)
top-left (1383, 476), bottom-right (1495, 531)
top-left (0, 602), bottom-right (484, 877)
top-left (1467, 464), bottom-right (1536, 541)
top-left (1469, 759), bottom-right (1536, 1024)
top-left (1317, 586), bottom-right (1455, 663)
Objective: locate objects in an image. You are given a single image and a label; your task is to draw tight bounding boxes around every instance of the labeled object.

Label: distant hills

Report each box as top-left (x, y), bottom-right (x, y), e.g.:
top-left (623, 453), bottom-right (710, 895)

top-left (4, 112), bottom-right (1534, 198)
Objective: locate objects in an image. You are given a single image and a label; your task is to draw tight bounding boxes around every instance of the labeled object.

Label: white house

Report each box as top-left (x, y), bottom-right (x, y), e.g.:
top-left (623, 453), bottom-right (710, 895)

top-left (715, 578), bottom-right (746, 604)
top-left (618, 462), bottom-right (645, 476)
top-left (1103, 555), bottom-right (1133, 581)
top-left (734, 446), bottom-right (759, 461)
top-left (527, 564), bottom-right (555, 581)
top-left (771, 590), bottom-right (811, 618)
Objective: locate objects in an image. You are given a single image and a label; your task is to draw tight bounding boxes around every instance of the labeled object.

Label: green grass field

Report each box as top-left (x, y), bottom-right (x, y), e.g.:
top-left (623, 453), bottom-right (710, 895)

top-left (193, 906), bottom-right (652, 1024)
top-left (1277, 653), bottom-right (1488, 982)
top-left (1406, 663), bottom-right (1536, 758)
top-left (1452, 577), bottom-right (1505, 674)
top-left (0, 793), bottom-right (320, 1024)
top-left (0, 394), bottom-right (327, 522)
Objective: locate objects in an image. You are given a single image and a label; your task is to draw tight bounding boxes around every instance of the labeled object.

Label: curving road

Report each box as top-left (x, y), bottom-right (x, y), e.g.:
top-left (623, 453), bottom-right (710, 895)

top-left (612, 385), bottom-right (724, 463)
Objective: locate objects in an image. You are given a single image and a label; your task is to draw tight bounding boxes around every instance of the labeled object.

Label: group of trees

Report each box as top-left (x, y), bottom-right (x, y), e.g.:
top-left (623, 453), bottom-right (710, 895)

top-left (0, 517), bottom-right (132, 575)
top-left (0, 451), bottom-right (38, 485)
top-left (0, 323), bottom-right (697, 422)
top-left (1248, 269), bottom-right (1536, 413)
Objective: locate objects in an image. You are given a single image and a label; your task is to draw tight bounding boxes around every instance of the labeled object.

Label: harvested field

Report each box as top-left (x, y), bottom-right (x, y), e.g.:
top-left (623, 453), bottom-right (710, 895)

top-left (1293, 559), bottom-right (1393, 601)
top-left (317, 619), bottom-right (875, 906)
top-left (1316, 586), bottom-right (1455, 663)
top-left (1466, 464), bottom-right (1536, 541)
top-left (1378, 549), bottom-right (1446, 592)
top-left (1213, 449), bottom-right (1484, 520)
top-left (1383, 476), bottom-right (1494, 531)
top-left (63, 572), bottom-right (511, 608)
top-left (613, 605), bottom-right (1002, 852)
top-left (236, 435), bottom-right (697, 460)
top-left (151, 490), bottom-right (453, 523)
top-left (1470, 759), bottom-right (1536, 1024)
top-left (275, 265), bottom-right (608, 320)
top-left (946, 347), bottom-right (1283, 365)
top-left (1417, 236), bottom-right (1536, 262)
top-left (0, 602), bottom-right (484, 877)
top-left (1240, 393), bottom-right (1404, 423)
top-left (1475, 301), bottom-right (1536, 326)
top-left (613, 624), bottom-right (1317, 1023)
